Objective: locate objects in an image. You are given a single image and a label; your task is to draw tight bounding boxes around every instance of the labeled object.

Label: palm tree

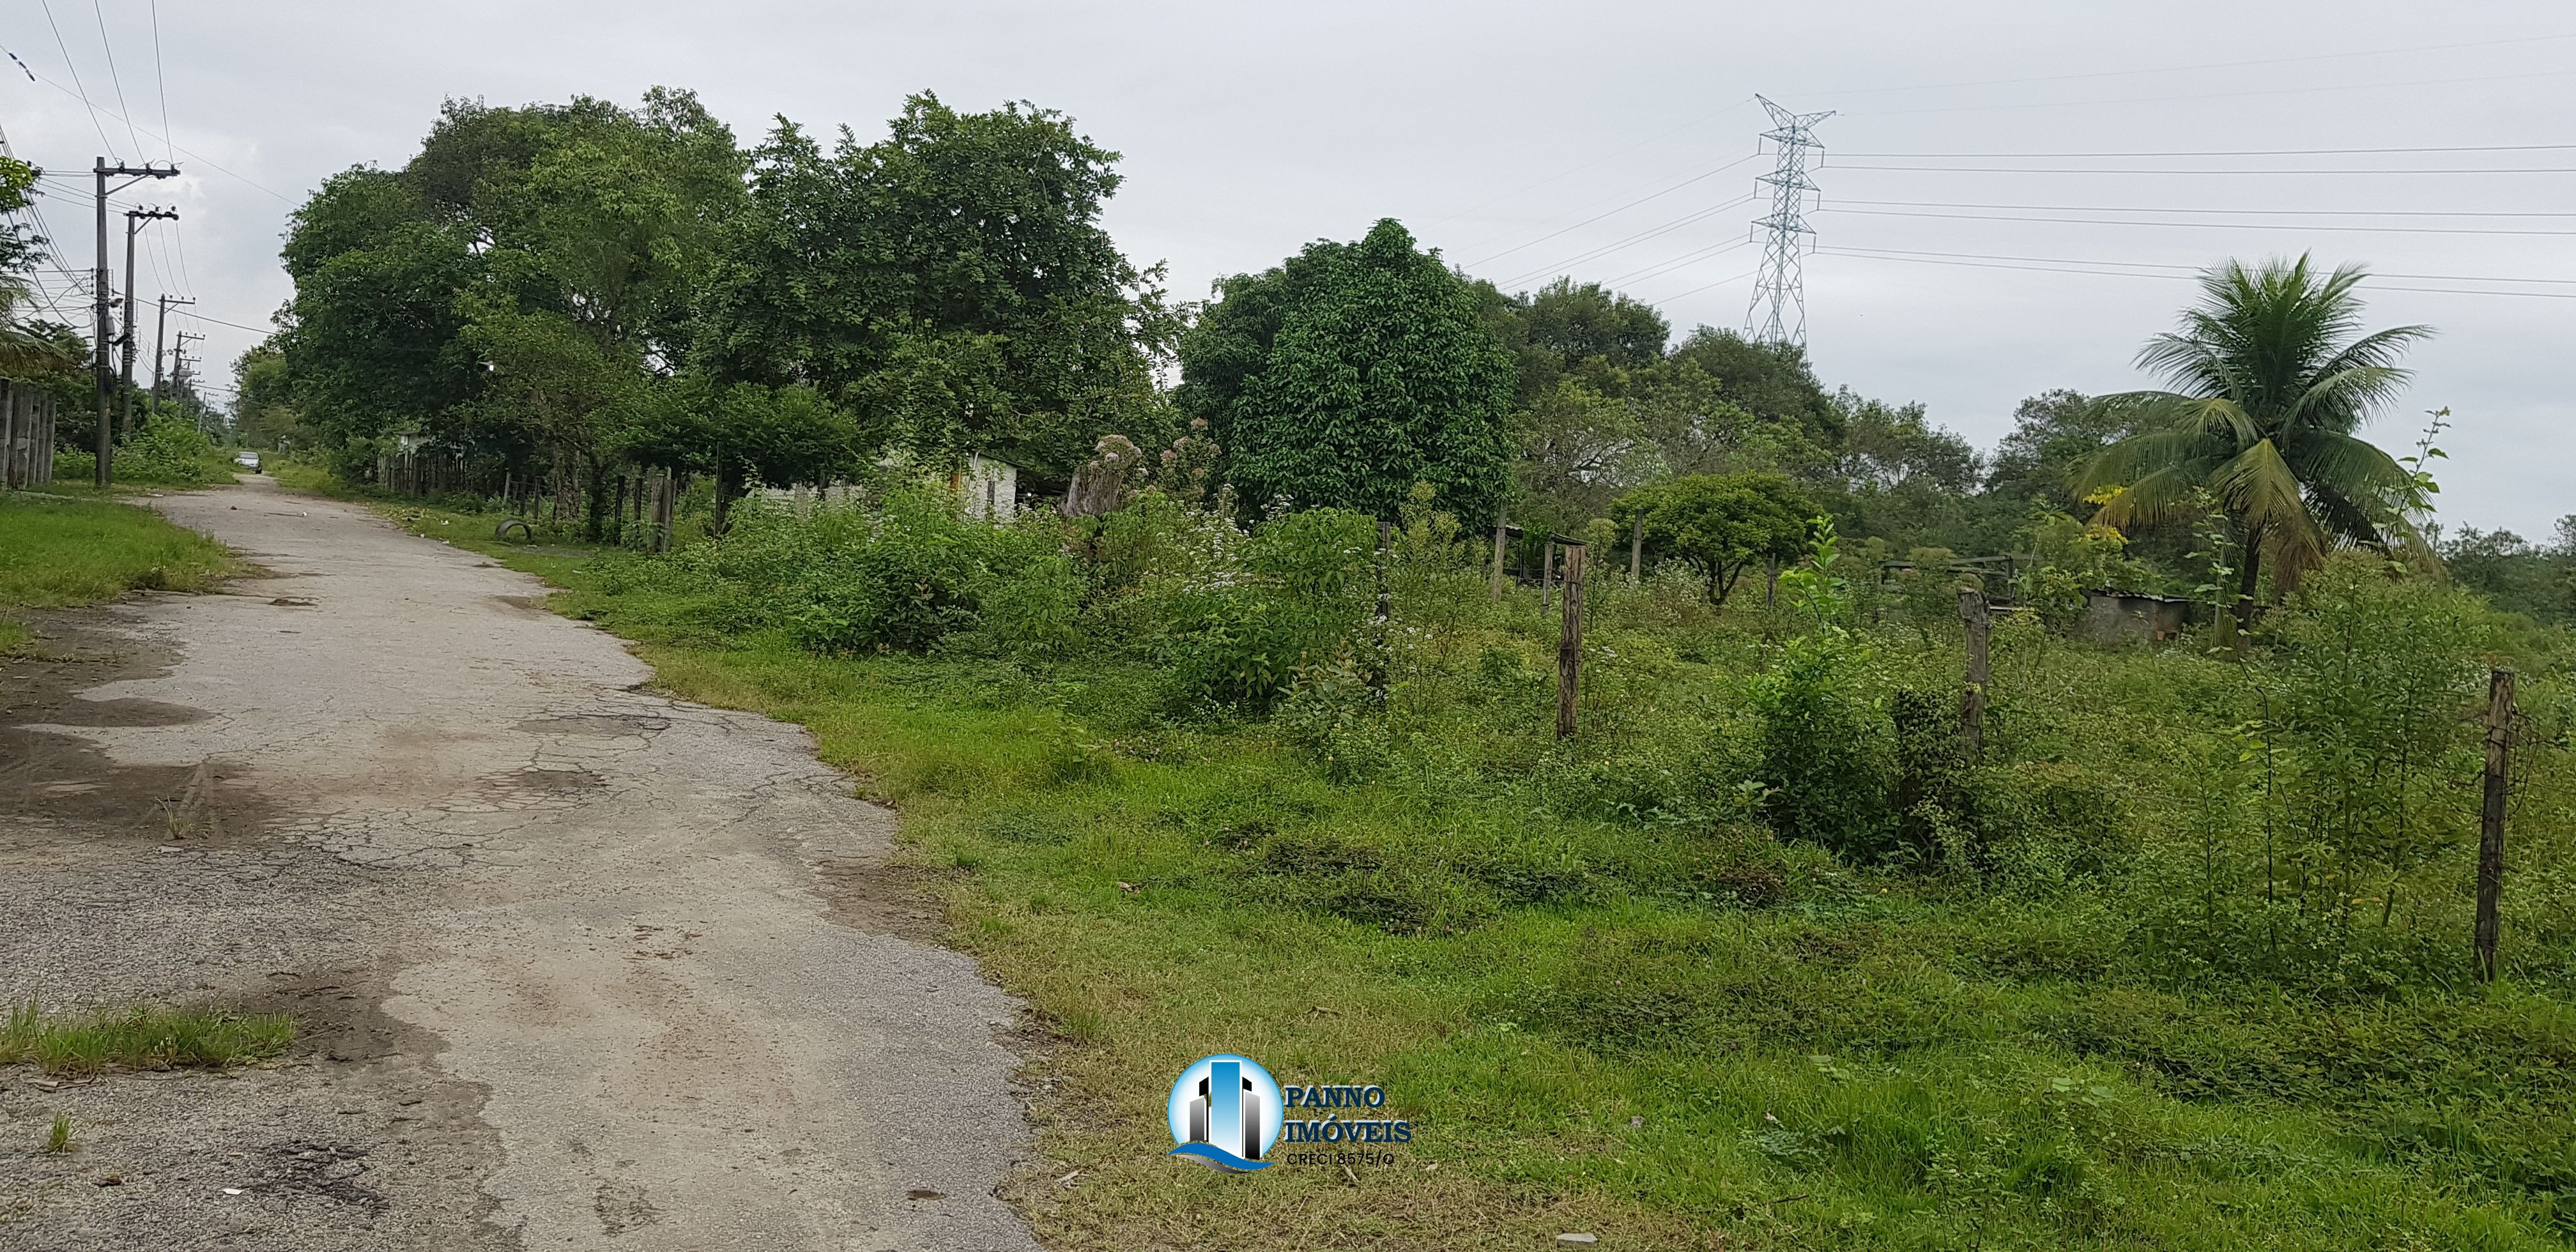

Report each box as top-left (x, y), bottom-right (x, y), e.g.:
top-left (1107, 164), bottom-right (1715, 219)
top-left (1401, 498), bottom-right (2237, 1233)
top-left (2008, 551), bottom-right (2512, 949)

top-left (2080, 256), bottom-right (2432, 629)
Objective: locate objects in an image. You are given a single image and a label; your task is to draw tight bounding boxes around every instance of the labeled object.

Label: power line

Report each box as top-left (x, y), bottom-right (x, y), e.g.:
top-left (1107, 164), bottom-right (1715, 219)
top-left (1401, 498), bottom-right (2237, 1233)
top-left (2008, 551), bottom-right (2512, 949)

top-left (1601, 234), bottom-right (1757, 289)
top-left (1466, 154), bottom-right (1758, 269)
top-left (34, 0), bottom-right (114, 156)
top-left (86, 0), bottom-right (145, 158)
top-left (1818, 245), bottom-right (2576, 300)
top-left (1797, 33), bottom-right (2576, 100)
top-left (1834, 142), bottom-right (2576, 160)
top-left (1841, 66), bottom-right (2576, 118)
top-left (179, 309), bottom-right (271, 334)
top-left (1654, 263), bottom-right (1767, 306)
top-left (1826, 196), bottom-right (2576, 220)
top-left (148, 0), bottom-right (169, 162)
top-left (13, 66), bottom-right (291, 201)
top-left (1825, 162), bottom-right (2576, 176)
top-left (1423, 97), bottom-right (1758, 233)
top-left (1491, 192), bottom-right (1755, 289)
top-left (1818, 205), bottom-right (2576, 237)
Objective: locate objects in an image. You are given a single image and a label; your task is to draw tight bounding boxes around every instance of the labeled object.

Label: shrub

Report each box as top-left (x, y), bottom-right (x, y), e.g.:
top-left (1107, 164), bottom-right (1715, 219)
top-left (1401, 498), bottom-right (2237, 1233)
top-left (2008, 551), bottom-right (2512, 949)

top-left (1149, 506), bottom-right (1376, 712)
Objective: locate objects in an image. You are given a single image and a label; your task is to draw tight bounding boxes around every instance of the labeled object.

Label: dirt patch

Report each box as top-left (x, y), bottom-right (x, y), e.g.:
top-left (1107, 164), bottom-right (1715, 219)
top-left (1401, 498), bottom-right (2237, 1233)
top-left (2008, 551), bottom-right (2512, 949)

top-left (0, 614), bottom-right (275, 843)
top-left (814, 860), bottom-right (958, 942)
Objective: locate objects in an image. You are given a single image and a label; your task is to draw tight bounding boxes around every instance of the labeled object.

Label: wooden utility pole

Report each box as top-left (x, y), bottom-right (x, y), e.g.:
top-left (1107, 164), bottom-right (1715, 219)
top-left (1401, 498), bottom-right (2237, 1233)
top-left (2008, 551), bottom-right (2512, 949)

top-left (2476, 668), bottom-right (2517, 982)
top-left (91, 159), bottom-right (179, 485)
top-left (1491, 508), bottom-right (1509, 598)
top-left (1556, 538), bottom-right (1587, 738)
top-left (1958, 590), bottom-right (1991, 757)
top-left (151, 294), bottom-right (193, 402)
top-left (118, 207), bottom-right (178, 434)
top-left (1629, 515), bottom-right (1644, 586)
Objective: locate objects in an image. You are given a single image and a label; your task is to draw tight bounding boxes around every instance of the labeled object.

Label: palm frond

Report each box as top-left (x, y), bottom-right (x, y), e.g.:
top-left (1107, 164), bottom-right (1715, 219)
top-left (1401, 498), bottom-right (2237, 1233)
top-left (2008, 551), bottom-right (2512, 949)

top-left (2090, 464), bottom-right (2201, 532)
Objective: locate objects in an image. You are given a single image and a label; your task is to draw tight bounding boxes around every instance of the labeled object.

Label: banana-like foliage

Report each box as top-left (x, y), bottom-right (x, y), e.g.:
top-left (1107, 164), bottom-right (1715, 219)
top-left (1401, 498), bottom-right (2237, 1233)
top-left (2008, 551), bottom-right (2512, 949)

top-left (2078, 256), bottom-right (2431, 614)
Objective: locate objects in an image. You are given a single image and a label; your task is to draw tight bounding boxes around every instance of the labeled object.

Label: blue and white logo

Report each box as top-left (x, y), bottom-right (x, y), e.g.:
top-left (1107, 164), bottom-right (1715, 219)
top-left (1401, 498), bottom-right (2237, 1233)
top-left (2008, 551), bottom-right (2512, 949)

top-left (1166, 1053), bottom-right (1283, 1172)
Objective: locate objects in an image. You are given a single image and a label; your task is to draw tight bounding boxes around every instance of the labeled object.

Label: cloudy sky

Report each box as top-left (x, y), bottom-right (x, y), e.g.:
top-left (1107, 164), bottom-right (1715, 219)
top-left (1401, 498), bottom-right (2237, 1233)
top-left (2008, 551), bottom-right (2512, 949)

top-left (8, 1), bottom-right (2570, 537)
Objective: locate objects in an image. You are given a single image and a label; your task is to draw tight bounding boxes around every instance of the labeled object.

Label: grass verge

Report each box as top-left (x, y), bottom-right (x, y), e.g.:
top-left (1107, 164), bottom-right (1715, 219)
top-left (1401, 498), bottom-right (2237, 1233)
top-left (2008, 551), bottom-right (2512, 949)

top-left (0, 486), bottom-right (244, 653)
top-left (346, 492), bottom-right (2576, 1251)
top-left (1, 1002), bottom-right (294, 1076)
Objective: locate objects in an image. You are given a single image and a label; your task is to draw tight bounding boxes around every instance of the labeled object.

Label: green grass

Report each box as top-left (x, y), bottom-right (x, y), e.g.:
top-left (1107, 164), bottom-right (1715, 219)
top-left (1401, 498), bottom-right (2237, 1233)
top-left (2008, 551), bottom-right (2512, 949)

top-left (42, 1114), bottom-right (70, 1153)
top-left (0, 487), bottom-right (243, 652)
top-left (1, 1002), bottom-right (295, 1076)
top-left (353, 492), bottom-right (2576, 1251)
top-left (0, 488), bottom-right (242, 606)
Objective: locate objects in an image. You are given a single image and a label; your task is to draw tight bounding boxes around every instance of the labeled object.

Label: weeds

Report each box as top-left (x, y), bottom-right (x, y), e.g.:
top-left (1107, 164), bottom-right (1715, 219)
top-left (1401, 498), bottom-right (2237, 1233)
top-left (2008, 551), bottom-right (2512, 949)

top-left (42, 1114), bottom-right (70, 1153)
top-left (358, 486), bottom-right (2576, 1249)
top-left (1, 1002), bottom-right (294, 1076)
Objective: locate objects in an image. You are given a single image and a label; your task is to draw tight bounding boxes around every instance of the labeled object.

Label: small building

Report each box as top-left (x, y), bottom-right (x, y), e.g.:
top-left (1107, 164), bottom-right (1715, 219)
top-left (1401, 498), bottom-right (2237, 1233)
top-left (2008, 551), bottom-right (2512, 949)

top-left (952, 452), bottom-right (1018, 520)
top-left (2079, 589), bottom-right (2195, 645)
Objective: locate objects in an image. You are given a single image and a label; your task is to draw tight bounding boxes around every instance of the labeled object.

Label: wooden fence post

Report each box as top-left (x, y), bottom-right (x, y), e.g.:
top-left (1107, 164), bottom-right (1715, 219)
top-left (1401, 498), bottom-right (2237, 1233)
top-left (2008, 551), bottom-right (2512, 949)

top-left (1959, 590), bottom-right (1990, 758)
top-left (1373, 517), bottom-right (1393, 699)
top-left (1491, 508), bottom-right (1508, 599)
top-left (1, 379), bottom-right (17, 489)
top-left (1542, 540), bottom-right (1557, 613)
top-left (1557, 539), bottom-right (1586, 738)
top-left (1629, 514), bottom-right (1643, 586)
top-left (2476, 668), bottom-right (2517, 982)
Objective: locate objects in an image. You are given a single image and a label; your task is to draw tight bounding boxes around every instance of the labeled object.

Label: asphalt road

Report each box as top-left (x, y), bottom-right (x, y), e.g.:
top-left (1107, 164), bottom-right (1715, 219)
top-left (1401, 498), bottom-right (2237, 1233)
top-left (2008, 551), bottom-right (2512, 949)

top-left (0, 478), bottom-right (1045, 1251)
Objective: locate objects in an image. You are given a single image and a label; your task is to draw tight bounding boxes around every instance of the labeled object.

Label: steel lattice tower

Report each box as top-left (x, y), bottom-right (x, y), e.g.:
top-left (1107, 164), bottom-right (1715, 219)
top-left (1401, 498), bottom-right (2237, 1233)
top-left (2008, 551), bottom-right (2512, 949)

top-left (1744, 95), bottom-right (1834, 347)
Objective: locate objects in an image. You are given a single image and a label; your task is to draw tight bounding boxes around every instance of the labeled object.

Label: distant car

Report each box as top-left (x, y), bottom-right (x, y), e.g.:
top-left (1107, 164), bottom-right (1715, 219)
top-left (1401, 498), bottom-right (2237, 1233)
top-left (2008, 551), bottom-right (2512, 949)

top-left (233, 451), bottom-right (261, 470)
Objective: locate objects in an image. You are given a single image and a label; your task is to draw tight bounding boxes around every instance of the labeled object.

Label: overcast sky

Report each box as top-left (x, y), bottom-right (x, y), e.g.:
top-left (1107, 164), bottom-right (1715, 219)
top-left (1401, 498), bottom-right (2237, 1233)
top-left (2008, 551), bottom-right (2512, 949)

top-left (7, 1), bottom-right (2570, 537)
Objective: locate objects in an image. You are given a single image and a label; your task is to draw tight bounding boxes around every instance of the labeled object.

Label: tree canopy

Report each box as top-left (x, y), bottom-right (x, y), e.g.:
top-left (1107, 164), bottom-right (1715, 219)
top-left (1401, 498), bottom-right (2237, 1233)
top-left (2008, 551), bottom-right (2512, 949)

top-left (2081, 255), bottom-right (2433, 622)
top-left (1184, 219), bottom-right (1516, 521)
top-left (1614, 471), bottom-right (1818, 604)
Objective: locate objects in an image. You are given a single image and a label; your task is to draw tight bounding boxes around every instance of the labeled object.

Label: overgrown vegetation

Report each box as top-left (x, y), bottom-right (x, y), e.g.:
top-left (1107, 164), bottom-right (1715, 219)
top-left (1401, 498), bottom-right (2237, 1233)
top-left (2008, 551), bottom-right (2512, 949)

top-left (1, 1002), bottom-right (294, 1076)
top-left (376, 475), bottom-right (2575, 1250)
top-left (252, 79), bottom-right (2576, 1251)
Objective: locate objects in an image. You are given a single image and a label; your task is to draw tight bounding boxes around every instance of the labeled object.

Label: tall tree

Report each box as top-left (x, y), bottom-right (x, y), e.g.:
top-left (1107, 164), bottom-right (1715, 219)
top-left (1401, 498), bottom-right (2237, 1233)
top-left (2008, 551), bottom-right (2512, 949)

top-left (2080, 256), bottom-right (2432, 627)
top-left (1188, 219), bottom-right (1515, 522)
top-left (696, 94), bottom-right (1172, 475)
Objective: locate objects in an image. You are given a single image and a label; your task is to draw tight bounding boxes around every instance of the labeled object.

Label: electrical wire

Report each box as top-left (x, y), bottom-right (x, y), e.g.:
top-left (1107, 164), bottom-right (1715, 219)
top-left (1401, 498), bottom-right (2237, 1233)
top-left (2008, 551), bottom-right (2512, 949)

top-left (1646, 263), bottom-right (1766, 305)
top-left (1818, 204), bottom-right (2576, 237)
top-left (1599, 234), bottom-right (1758, 289)
top-left (180, 309), bottom-right (272, 334)
top-left (1824, 162), bottom-right (2576, 176)
top-left (13, 67), bottom-right (289, 201)
top-left (1825, 196), bottom-right (2576, 220)
top-left (1840, 66), bottom-right (2576, 119)
top-left (1833, 143), bottom-right (2576, 160)
top-left (1491, 192), bottom-right (1756, 288)
top-left (1466, 154), bottom-right (1758, 268)
top-left (87, 0), bottom-right (146, 158)
top-left (1795, 33), bottom-right (2576, 100)
top-left (34, 0), bottom-right (115, 156)
top-left (1818, 245), bottom-right (2576, 300)
top-left (1422, 96), bottom-right (1758, 233)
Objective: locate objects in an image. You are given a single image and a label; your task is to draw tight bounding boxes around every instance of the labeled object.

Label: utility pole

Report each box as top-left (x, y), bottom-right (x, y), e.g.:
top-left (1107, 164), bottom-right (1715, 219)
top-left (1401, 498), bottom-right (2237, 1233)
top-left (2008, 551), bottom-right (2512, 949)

top-left (121, 207), bottom-right (179, 434)
top-left (153, 294), bottom-right (194, 399)
top-left (1744, 96), bottom-right (1832, 347)
top-left (92, 158), bottom-right (180, 486)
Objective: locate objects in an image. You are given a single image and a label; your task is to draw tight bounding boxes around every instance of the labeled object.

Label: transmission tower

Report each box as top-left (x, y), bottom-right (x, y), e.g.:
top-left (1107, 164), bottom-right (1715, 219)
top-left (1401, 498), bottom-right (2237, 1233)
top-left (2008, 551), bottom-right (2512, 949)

top-left (1744, 95), bottom-right (1833, 347)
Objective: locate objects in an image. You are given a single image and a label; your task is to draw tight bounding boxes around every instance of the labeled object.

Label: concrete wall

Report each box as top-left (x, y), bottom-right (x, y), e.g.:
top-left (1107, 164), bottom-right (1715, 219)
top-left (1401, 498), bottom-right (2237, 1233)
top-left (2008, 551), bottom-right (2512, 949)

top-left (2079, 592), bottom-right (2192, 645)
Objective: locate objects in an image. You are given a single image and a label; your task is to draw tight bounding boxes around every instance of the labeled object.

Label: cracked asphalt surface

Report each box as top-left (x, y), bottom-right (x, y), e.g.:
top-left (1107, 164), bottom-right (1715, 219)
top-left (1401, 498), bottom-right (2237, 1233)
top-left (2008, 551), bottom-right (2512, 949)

top-left (1, 478), bottom-right (1046, 1251)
